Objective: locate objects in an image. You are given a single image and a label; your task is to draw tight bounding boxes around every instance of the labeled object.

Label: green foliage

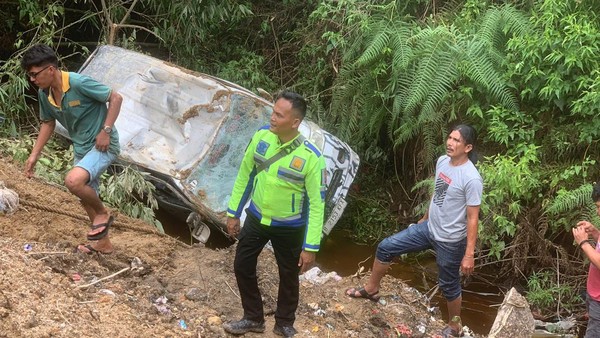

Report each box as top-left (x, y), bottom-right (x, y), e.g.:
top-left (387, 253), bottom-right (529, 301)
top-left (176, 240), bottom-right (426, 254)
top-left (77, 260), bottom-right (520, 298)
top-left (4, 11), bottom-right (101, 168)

top-left (143, 0), bottom-right (253, 69)
top-left (505, 0), bottom-right (600, 150)
top-left (215, 50), bottom-right (276, 93)
top-left (526, 270), bottom-right (582, 314)
top-left (101, 165), bottom-right (163, 232)
top-left (0, 56), bottom-right (34, 137)
top-left (484, 105), bottom-right (538, 153)
top-left (546, 168), bottom-right (600, 232)
top-left (478, 145), bottom-right (542, 259)
top-left (339, 167), bottom-right (400, 244)
top-left (0, 136), bottom-right (73, 185)
top-left (328, 4), bottom-right (527, 173)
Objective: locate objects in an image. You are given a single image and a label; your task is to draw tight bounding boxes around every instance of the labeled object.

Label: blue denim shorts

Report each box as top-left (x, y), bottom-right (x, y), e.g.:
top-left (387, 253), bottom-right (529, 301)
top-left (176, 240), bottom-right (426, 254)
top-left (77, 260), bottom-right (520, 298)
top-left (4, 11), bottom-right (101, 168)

top-left (74, 148), bottom-right (117, 193)
top-left (375, 221), bottom-right (466, 301)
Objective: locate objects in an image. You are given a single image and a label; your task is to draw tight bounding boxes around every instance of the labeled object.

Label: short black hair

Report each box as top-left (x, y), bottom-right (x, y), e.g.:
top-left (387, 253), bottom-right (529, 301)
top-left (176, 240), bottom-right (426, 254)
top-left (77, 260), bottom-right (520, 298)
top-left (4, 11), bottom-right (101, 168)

top-left (21, 44), bottom-right (59, 70)
top-left (274, 90), bottom-right (307, 118)
top-left (592, 182), bottom-right (600, 202)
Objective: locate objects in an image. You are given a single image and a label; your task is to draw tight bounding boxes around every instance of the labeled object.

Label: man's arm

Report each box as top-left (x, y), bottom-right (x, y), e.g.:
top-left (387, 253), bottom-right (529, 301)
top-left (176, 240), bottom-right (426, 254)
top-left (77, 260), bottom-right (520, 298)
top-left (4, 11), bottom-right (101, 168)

top-left (298, 156), bottom-right (326, 273)
top-left (96, 91), bottom-right (123, 152)
top-left (25, 120), bottom-right (55, 178)
top-left (461, 205), bottom-right (480, 276)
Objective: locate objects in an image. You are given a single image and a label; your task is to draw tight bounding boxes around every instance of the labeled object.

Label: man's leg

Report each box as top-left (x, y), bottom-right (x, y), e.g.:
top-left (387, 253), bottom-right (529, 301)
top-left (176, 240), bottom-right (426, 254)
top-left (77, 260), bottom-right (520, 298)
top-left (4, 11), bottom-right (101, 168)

top-left (269, 226), bottom-right (304, 328)
top-left (69, 149), bottom-right (116, 253)
top-left (222, 214), bottom-right (269, 334)
top-left (65, 167), bottom-right (110, 226)
top-left (348, 221), bottom-right (432, 297)
top-left (447, 296), bottom-right (462, 330)
top-left (433, 238), bottom-right (466, 333)
top-left (361, 259), bottom-right (391, 295)
top-left (233, 214), bottom-right (270, 322)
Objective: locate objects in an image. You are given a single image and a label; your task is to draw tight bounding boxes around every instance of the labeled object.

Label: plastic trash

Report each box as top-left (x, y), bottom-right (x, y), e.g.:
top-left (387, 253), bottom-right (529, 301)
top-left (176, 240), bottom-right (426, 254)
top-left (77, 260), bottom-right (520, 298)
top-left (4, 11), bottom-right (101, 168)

top-left (153, 296), bottom-right (171, 315)
top-left (23, 244), bottom-right (32, 252)
top-left (98, 289), bottom-right (116, 297)
top-left (299, 267), bottom-right (342, 285)
top-left (0, 181), bottom-right (19, 214)
top-left (179, 319), bottom-right (188, 330)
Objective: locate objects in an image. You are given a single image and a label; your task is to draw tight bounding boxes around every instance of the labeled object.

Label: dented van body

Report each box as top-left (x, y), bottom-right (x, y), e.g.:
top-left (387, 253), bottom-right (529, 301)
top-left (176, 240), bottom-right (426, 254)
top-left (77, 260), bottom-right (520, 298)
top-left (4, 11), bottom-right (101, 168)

top-left (57, 45), bottom-right (359, 242)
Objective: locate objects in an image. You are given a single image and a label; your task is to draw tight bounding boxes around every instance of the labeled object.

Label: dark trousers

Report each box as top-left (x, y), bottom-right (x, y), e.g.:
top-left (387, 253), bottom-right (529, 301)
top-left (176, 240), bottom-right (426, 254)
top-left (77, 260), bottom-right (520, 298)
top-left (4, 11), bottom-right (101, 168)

top-left (234, 212), bottom-right (304, 326)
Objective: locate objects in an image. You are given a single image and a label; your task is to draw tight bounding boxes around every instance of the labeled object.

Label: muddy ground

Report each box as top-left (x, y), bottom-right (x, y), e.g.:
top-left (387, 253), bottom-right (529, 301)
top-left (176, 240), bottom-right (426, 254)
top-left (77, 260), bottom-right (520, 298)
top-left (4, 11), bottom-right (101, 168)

top-left (0, 156), bottom-right (484, 338)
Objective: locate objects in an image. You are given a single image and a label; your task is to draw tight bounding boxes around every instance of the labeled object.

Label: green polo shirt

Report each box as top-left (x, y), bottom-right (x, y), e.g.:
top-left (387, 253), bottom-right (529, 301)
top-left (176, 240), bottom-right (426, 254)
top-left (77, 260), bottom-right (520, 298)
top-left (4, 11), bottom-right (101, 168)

top-left (38, 71), bottom-right (120, 158)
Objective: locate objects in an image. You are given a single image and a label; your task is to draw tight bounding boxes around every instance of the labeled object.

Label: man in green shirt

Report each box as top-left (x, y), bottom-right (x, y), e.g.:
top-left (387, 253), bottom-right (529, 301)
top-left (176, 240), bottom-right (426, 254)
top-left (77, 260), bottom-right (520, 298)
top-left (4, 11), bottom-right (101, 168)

top-left (21, 44), bottom-right (122, 254)
top-left (223, 91), bottom-right (326, 337)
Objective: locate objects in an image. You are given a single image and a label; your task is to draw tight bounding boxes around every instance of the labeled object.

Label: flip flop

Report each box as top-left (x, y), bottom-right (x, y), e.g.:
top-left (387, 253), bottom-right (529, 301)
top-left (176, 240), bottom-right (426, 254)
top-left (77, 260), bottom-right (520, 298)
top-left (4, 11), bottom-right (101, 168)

top-left (346, 287), bottom-right (380, 302)
top-left (87, 216), bottom-right (114, 241)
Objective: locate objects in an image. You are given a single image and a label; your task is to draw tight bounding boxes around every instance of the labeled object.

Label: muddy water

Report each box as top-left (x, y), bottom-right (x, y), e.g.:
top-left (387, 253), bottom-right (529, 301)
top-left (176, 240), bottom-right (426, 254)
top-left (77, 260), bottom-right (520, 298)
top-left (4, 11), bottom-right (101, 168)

top-left (159, 213), bottom-right (502, 336)
top-left (318, 230), bottom-right (503, 336)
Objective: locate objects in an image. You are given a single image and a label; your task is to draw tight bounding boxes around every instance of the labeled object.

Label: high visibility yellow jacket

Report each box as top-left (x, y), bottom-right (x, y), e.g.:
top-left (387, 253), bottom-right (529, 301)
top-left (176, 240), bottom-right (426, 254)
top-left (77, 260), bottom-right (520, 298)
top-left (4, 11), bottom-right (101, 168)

top-left (227, 126), bottom-right (326, 252)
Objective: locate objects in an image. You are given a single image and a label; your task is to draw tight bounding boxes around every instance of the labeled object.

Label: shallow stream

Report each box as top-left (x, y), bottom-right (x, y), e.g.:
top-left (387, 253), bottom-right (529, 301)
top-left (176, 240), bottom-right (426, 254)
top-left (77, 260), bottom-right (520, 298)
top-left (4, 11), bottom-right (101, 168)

top-left (160, 212), bottom-right (503, 336)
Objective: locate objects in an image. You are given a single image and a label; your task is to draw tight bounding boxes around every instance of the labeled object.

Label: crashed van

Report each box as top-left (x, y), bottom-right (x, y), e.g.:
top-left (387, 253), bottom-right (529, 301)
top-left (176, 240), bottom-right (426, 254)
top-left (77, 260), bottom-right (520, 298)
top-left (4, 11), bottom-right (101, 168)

top-left (57, 45), bottom-right (359, 242)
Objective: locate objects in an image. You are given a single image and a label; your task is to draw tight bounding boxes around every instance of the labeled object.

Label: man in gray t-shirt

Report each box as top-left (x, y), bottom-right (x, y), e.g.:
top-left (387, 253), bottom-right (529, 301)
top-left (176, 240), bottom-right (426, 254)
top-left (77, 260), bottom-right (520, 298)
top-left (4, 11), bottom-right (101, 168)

top-left (429, 155), bottom-right (482, 242)
top-left (346, 124), bottom-right (483, 337)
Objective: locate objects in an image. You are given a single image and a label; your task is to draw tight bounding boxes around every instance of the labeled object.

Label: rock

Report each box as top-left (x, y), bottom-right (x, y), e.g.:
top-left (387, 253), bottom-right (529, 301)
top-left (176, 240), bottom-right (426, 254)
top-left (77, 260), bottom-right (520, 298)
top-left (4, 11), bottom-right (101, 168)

top-left (207, 315), bottom-right (222, 326)
top-left (185, 288), bottom-right (204, 301)
top-left (488, 287), bottom-right (535, 338)
top-left (25, 313), bottom-right (38, 328)
top-left (369, 315), bottom-right (389, 328)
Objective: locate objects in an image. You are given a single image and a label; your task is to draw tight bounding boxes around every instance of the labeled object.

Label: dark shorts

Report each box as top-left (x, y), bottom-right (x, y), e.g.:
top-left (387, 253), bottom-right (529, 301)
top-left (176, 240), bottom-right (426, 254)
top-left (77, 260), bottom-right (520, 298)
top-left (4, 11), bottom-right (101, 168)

top-left (375, 221), bottom-right (466, 301)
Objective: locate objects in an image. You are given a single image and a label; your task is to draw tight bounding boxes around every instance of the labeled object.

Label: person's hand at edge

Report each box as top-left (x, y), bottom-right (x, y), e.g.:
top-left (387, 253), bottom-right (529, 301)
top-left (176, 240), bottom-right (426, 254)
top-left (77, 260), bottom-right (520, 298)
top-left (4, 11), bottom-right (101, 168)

top-left (298, 250), bottom-right (315, 273)
top-left (226, 217), bottom-right (240, 238)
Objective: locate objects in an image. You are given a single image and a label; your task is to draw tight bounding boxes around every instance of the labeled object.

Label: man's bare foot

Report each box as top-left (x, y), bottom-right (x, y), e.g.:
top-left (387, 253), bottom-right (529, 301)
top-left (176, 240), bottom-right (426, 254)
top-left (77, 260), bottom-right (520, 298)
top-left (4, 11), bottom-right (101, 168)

top-left (75, 237), bottom-right (114, 254)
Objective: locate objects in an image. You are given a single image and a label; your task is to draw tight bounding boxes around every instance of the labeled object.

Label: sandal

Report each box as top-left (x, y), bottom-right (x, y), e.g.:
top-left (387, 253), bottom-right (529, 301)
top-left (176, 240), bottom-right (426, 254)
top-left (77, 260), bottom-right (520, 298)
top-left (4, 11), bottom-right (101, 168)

top-left (87, 216), bottom-right (114, 241)
top-left (345, 287), bottom-right (380, 302)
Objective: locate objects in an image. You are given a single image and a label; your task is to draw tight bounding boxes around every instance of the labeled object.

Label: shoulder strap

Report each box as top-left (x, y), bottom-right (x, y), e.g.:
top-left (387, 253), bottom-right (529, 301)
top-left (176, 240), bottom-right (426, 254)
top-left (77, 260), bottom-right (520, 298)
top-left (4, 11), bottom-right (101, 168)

top-left (255, 135), bottom-right (306, 175)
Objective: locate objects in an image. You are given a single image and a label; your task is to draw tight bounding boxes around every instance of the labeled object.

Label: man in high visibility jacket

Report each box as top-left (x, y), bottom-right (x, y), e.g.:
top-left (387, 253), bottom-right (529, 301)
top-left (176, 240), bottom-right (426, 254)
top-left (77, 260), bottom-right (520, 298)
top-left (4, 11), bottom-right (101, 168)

top-left (223, 90), bottom-right (326, 337)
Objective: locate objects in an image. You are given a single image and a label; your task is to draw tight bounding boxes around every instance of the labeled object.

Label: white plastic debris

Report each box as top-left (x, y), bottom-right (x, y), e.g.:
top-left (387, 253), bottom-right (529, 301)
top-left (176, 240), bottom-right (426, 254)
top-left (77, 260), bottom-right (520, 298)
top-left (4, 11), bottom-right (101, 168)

top-left (299, 267), bottom-right (342, 285)
top-left (0, 181), bottom-right (19, 214)
top-left (98, 289), bottom-right (116, 297)
top-left (153, 295), bottom-right (172, 315)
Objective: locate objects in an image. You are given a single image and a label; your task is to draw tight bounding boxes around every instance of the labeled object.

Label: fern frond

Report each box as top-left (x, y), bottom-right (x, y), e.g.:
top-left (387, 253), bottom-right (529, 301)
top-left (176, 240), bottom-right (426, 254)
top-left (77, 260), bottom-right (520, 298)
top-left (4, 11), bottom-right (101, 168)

top-left (462, 39), bottom-right (518, 110)
top-left (477, 4), bottom-right (531, 49)
top-left (403, 26), bottom-right (456, 116)
top-left (545, 184), bottom-right (593, 215)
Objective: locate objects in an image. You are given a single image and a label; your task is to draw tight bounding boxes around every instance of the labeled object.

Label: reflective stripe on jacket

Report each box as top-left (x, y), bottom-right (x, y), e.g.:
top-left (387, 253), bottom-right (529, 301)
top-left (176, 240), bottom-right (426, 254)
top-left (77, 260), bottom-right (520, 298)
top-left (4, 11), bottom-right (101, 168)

top-left (227, 126), bottom-right (326, 252)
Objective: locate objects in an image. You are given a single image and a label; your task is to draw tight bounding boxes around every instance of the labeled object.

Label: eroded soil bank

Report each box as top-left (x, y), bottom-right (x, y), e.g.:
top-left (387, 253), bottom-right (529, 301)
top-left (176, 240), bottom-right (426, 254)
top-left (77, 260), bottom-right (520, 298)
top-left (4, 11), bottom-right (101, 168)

top-left (0, 156), bottom-right (483, 337)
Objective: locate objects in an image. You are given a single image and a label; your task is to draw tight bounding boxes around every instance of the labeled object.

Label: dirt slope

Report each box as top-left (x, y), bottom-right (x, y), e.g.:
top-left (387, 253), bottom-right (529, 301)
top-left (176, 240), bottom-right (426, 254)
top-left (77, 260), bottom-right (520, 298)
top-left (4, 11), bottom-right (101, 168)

top-left (0, 156), bottom-right (472, 338)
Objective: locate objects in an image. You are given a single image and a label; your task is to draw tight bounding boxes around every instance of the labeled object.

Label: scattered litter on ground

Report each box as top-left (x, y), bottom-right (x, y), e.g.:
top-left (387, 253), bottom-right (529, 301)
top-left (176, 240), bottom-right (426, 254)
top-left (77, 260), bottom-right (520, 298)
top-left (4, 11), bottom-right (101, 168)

top-left (299, 266), bottom-right (342, 285)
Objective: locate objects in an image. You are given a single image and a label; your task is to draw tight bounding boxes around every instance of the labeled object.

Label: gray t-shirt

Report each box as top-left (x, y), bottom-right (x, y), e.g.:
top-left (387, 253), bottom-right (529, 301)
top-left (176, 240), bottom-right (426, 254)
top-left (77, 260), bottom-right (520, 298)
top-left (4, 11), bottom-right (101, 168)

top-left (428, 155), bottom-right (483, 242)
